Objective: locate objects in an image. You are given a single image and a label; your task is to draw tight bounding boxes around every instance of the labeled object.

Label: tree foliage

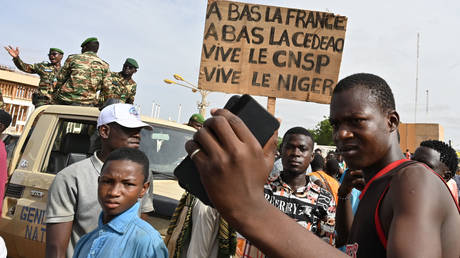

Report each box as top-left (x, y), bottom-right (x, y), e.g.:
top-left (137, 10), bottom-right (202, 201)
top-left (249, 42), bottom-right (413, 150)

top-left (309, 116), bottom-right (334, 146)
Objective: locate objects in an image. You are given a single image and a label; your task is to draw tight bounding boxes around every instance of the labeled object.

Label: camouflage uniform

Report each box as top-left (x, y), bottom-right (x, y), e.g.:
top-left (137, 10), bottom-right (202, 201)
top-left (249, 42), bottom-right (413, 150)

top-left (100, 72), bottom-right (136, 104)
top-left (13, 57), bottom-right (59, 106)
top-left (53, 52), bottom-right (109, 106)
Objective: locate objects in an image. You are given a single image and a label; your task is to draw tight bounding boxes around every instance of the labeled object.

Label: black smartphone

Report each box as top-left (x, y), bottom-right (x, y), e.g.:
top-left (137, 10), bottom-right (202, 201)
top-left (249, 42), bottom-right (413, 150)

top-left (174, 94), bottom-right (280, 207)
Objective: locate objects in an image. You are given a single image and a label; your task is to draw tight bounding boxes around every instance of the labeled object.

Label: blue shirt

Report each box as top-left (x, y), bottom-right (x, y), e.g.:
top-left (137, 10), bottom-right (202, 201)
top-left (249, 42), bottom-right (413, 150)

top-left (73, 202), bottom-right (168, 258)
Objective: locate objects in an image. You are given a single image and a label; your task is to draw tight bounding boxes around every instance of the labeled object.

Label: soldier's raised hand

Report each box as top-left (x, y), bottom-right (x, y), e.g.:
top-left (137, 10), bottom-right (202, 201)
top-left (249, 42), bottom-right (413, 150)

top-left (4, 45), bottom-right (19, 58)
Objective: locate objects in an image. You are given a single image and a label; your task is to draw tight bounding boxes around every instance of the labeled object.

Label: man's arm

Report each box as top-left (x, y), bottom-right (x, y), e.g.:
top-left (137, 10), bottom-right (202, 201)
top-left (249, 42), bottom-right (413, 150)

top-left (185, 109), bottom-right (347, 258)
top-left (45, 172), bottom-right (77, 258)
top-left (54, 57), bottom-right (71, 92)
top-left (385, 164), bottom-right (456, 258)
top-left (125, 84), bottom-right (136, 104)
top-left (335, 195), bottom-right (354, 247)
top-left (45, 222), bottom-right (73, 258)
top-left (4, 45), bottom-right (36, 73)
top-left (12, 56), bottom-right (36, 74)
top-left (98, 74), bottom-right (110, 106)
top-left (335, 169), bottom-right (365, 247)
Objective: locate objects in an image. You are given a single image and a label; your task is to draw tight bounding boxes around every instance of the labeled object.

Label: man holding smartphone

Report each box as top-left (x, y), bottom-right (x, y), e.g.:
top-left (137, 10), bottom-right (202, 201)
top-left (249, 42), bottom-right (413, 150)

top-left (186, 73), bottom-right (460, 258)
top-left (167, 127), bottom-right (335, 257)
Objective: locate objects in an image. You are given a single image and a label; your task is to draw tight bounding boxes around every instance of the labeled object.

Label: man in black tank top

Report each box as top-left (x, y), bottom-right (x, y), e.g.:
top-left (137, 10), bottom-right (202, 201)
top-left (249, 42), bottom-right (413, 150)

top-left (184, 73), bottom-right (460, 258)
top-left (332, 74), bottom-right (460, 258)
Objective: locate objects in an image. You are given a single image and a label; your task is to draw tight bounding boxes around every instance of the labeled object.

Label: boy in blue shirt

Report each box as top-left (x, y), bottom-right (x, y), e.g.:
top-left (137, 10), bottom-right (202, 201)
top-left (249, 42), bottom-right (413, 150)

top-left (73, 148), bottom-right (168, 258)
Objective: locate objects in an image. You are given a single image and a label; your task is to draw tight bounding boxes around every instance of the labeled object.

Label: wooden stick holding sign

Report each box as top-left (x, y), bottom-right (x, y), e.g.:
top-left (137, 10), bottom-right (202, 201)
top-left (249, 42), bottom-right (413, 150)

top-left (267, 97), bottom-right (276, 115)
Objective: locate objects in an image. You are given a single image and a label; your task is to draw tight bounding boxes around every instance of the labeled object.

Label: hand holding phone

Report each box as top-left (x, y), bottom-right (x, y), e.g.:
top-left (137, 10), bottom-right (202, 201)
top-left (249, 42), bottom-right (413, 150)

top-left (174, 95), bottom-right (280, 206)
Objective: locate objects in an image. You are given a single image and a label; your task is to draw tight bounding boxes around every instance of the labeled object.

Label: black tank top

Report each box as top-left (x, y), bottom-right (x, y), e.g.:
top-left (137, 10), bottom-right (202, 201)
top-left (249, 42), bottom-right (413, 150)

top-left (346, 159), bottom-right (417, 258)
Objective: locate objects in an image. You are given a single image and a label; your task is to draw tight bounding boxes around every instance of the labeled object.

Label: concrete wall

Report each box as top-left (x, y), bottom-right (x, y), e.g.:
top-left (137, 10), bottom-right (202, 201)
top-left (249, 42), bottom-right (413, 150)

top-left (399, 123), bottom-right (444, 153)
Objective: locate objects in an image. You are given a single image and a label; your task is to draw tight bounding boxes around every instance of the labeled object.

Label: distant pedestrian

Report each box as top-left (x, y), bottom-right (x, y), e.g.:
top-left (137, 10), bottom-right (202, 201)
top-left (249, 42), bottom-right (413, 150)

top-left (325, 159), bottom-right (341, 181)
top-left (314, 148), bottom-right (322, 156)
top-left (310, 154), bottom-right (340, 204)
top-left (187, 113), bottom-right (204, 130)
top-left (404, 149), bottom-right (410, 159)
top-left (337, 153), bottom-right (346, 172)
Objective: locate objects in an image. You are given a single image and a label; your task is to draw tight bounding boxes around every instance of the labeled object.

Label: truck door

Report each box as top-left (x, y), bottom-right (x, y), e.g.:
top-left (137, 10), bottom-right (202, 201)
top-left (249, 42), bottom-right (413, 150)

top-left (0, 114), bottom-right (96, 258)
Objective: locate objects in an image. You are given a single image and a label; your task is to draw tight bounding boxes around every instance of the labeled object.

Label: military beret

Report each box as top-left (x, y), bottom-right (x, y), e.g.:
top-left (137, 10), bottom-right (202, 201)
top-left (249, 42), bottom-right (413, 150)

top-left (190, 113), bottom-right (204, 124)
top-left (81, 37), bottom-right (98, 47)
top-left (125, 58), bottom-right (139, 69)
top-left (49, 48), bottom-right (64, 55)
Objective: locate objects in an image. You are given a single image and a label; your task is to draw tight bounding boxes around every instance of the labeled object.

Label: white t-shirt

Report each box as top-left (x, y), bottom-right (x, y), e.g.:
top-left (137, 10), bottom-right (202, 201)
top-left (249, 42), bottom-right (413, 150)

top-left (0, 236), bottom-right (7, 258)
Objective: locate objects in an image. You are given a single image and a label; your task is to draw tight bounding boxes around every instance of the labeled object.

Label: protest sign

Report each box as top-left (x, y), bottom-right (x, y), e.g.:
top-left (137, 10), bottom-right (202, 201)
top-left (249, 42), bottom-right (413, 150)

top-left (198, 0), bottom-right (347, 104)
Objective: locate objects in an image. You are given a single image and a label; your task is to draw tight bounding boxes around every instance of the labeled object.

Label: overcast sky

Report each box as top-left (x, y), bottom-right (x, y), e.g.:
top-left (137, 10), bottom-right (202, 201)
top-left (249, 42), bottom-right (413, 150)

top-left (1, 0), bottom-right (459, 149)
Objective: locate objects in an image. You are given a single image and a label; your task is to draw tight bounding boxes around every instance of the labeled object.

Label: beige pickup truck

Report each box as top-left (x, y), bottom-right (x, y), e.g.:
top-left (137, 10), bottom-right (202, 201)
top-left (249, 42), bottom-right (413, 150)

top-left (0, 105), bottom-right (192, 258)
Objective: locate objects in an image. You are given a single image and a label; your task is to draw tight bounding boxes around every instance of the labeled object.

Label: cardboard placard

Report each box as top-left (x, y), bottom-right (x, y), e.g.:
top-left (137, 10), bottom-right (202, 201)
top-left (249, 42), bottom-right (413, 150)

top-left (198, 0), bottom-right (347, 104)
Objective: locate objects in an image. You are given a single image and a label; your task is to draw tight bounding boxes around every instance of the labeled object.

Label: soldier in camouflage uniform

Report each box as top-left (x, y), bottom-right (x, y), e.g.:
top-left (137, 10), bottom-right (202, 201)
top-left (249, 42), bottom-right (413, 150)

top-left (100, 58), bottom-right (138, 104)
top-left (4, 46), bottom-right (64, 107)
top-left (53, 37), bottom-right (109, 106)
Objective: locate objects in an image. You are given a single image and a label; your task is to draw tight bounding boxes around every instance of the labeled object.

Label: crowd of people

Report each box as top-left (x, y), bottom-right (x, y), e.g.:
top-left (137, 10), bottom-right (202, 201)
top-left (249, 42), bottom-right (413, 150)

top-left (4, 37), bottom-right (138, 108)
top-left (0, 39), bottom-right (459, 258)
top-left (180, 73), bottom-right (460, 258)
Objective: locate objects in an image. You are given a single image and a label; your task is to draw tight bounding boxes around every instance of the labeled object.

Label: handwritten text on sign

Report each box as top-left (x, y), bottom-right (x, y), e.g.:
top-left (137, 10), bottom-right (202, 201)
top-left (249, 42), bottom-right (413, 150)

top-left (198, 0), bottom-right (347, 104)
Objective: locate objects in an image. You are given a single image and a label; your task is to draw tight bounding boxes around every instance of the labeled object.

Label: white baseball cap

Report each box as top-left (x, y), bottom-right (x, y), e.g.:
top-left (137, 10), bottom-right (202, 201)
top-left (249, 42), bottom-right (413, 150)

top-left (97, 103), bottom-right (152, 130)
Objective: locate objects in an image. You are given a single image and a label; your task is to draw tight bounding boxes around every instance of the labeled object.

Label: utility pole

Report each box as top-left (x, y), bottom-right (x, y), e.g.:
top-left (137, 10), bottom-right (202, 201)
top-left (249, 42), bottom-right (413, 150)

top-left (177, 104), bottom-right (182, 122)
top-left (164, 74), bottom-right (210, 118)
top-left (197, 91), bottom-right (209, 117)
top-left (425, 90), bottom-right (429, 114)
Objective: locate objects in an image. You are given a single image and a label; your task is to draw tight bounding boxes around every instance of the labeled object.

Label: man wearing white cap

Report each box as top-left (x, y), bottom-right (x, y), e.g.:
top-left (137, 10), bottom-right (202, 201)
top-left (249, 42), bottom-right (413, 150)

top-left (45, 103), bottom-right (155, 258)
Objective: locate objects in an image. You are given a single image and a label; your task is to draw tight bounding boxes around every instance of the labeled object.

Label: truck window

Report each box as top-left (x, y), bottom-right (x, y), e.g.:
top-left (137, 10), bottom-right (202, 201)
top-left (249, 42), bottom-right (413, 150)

top-left (45, 119), bottom-right (97, 174)
top-left (139, 125), bottom-right (193, 179)
top-left (4, 135), bottom-right (19, 162)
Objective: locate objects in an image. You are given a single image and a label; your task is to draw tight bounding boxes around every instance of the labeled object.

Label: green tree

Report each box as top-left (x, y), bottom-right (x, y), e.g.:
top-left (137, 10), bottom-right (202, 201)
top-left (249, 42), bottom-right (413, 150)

top-left (310, 116), bottom-right (334, 146)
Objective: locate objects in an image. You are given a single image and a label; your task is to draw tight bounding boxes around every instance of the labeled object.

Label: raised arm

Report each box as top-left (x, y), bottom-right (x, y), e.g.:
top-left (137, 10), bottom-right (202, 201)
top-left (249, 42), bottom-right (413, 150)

top-left (4, 46), bottom-right (19, 58)
top-left (4, 45), bottom-right (36, 73)
top-left (185, 109), bottom-right (347, 258)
